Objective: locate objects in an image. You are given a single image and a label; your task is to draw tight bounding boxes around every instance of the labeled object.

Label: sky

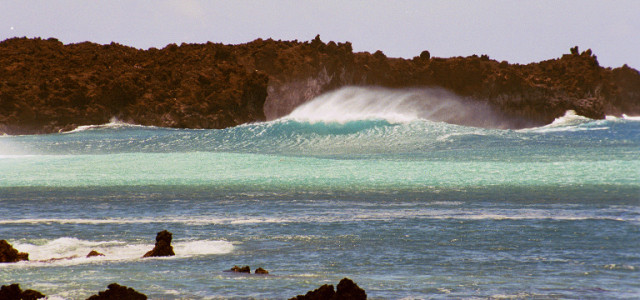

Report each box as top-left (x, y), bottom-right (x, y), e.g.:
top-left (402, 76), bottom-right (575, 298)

top-left (2, 0), bottom-right (639, 68)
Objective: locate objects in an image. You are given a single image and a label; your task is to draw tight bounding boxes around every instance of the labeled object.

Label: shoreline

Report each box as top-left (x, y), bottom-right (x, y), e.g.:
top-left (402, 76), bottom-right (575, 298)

top-left (1, 37), bottom-right (639, 135)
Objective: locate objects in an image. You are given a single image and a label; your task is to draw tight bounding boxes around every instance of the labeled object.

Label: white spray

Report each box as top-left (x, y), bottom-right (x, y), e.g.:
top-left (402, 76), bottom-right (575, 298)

top-left (284, 86), bottom-right (516, 128)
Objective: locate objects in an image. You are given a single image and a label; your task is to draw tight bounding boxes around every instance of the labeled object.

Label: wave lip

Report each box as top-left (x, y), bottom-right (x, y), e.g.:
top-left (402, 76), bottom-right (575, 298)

top-left (282, 86), bottom-right (518, 129)
top-left (65, 117), bottom-right (147, 133)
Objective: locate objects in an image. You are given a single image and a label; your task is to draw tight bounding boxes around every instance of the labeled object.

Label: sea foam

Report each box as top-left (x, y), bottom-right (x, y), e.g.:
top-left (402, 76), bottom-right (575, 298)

top-left (4, 237), bottom-right (233, 267)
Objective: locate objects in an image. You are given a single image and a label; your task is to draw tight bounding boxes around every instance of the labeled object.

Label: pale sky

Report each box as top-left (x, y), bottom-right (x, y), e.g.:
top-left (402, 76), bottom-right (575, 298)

top-left (2, 0), bottom-right (639, 68)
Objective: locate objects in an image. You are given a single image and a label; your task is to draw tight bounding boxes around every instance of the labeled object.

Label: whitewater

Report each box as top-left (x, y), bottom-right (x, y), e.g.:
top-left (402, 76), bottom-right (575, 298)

top-left (1, 87), bottom-right (639, 299)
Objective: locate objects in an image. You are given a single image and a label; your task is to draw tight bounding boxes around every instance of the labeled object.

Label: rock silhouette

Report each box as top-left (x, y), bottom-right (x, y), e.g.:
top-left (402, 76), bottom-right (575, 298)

top-left (86, 283), bottom-right (147, 300)
top-left (0, 240), bottom-right (28, 263)
top-left (87, 250), bottom-right (105, 258)
top-left (290, 277), bottom-right (366, 300)
top-left (1, 37), bottom-right (639, 134)
top-left (0, 284), bottom-right (45, 300)
top-left (142, 230), bottom-right (175, 258)
top-left (227, 265), bottom-right (251, 273)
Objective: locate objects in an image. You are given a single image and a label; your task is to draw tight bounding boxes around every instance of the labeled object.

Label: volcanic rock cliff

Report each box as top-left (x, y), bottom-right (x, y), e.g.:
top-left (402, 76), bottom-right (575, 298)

top-left (1, 36), bottom-right (639, 134)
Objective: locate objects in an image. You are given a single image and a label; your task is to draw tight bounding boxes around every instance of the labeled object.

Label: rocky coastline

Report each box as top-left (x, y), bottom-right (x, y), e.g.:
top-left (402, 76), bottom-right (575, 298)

top-left (1, 36), bottom-right (639, 134)
top-left (1, 231), bottom-right (366, 299)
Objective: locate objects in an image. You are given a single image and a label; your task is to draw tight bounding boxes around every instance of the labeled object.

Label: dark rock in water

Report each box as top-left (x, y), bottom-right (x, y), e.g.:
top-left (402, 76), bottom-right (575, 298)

top-left (86, 283), bottom-right (147, 300)
top-left (0, 240), bottom-right (29, 263)
top-left (335, 278), bottom-right (366, 300)
top-left (87, 250), bottom-right (105, 257)
top-left (289, 284), bottom-right (335, 300)
top-left (227, 265), bottom-right (251, 273)
top-left (142, 230), bottom-right (175, 258)
top-left (290, 278), bottom-right (366, 300)
top-left (0, 284), bottom-right (45, 300)
top-left (255, 267), bottom-right (269, 274)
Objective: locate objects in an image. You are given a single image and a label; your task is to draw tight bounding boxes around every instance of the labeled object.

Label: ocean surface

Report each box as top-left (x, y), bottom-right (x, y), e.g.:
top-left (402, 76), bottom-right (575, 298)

top-left (1, 87), bottom-right (639, 299)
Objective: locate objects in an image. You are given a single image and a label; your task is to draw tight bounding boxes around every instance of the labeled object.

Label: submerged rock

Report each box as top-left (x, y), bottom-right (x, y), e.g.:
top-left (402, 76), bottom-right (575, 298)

top-left (0, 284), bottom-right (45, 300)
top-left (0, 240), bottom-right (28, 263)
top-left (86, 283), bottom-right (147, 300)
top-left (255, 267), bottom-right (269, 274)
top-left (290, 277), bottom-right (366, 300)
top-left (87, 250), bottom-right (105, 257)
top-left (142, 230), bottom-right (175, 258)
top-left (227, 265), bottom-right (251, 273)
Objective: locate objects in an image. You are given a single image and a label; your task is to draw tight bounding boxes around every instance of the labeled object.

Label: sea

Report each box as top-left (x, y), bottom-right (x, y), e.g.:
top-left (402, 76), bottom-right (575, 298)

top-left (1, 87), bottom-right (639, 299)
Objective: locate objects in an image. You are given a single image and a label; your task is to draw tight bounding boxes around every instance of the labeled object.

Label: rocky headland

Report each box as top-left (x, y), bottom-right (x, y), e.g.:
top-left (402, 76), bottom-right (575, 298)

top-left (1, 36), bottom-right (639, 134)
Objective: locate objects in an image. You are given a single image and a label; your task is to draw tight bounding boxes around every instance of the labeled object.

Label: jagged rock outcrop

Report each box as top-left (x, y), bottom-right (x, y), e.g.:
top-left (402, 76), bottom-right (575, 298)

top-left (1, 37), bottom-right (639, 134)
top-left (142, 230), bottom-right (175, 258)
top-left (255, 267), bottom-right (269, 274)
top-left (0, 240), bottom-right (28, 263)
top-left (290, 278), bottom-right (366, 300)
top-left (0, 284), bottom-right (45, 300)
top-left (86, 283), bottom-right (147, 300)
top-left (0, 38), bottom-right (268, 135)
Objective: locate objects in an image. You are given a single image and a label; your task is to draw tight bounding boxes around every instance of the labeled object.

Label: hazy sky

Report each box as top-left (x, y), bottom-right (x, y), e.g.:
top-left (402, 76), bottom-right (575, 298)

top-left (2, 0), bottom-right (639, 68)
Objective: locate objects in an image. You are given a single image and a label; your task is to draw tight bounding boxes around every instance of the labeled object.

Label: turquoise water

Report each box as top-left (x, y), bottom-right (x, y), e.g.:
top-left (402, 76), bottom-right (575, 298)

top-left (0, 92), bottom-right (639, 299)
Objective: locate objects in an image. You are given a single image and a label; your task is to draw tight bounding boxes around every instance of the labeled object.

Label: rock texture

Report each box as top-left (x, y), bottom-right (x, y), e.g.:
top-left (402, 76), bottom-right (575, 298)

top-left (0, 240), bottom-right (28, 263)
top-left (142, 230), bottom-right (175, 258)
top-left (227, 265), bottom-right (251, 273)
top-left (0, 284), bottom-right (45, 300)
top-left (1, 37), bottom-right (639, 134)
top-left (86, 283), bottom-right (147, 300)
top-left (87, 250), bottom-right (105, 257)
top-left (290, 278), bottom-right (366, 300)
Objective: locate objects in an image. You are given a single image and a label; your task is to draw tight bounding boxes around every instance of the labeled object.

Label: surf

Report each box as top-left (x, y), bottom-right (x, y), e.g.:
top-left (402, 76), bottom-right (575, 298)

top-left (282, 86), bottom-right (520, 129)
top-left (2, 237), bottom-right (233, 267)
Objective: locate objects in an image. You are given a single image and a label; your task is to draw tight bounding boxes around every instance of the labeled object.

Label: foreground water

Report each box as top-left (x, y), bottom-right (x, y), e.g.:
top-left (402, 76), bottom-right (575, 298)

top-left (1, 90), bottom-right (639, 299)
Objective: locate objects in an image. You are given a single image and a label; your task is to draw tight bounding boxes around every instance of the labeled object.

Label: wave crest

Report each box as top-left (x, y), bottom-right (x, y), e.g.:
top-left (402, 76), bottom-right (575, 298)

top-left (65, 117), bottom-right (148, 133)
top-left (283, 86), bottom-right (519, 129)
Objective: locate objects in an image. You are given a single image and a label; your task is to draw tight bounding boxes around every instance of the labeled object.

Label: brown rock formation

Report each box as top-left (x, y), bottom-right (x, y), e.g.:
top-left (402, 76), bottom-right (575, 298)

top-left (0, 284), bottom-right (45, 300)
top-left (1, 37), bottom-right (639, 134)
top-left (87, 250), bottom-right (105, 258)
top-left (86, 283), bottom-right (147, 300)
top-left (255, 267), bottom-right (269, 274)
top-left (0, 240), bottom-right (28, 263)
top-left (142, 230), bottom-right (175, 258)
top-left (0, 38), bottom-right (268, 135)
top-left (227, 265), bottom-right (251, 273)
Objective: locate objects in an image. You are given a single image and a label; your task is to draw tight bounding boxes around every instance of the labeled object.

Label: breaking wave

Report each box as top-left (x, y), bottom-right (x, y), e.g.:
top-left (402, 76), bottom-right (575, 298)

top-left (283, 86), bottom-right (519, 129)
top-left (2, 237), bottom-right (233, 267)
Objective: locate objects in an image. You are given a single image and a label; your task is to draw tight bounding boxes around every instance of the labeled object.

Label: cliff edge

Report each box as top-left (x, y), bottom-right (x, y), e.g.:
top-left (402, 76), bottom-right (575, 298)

top-left (1, 36), bottom-right (638, 134)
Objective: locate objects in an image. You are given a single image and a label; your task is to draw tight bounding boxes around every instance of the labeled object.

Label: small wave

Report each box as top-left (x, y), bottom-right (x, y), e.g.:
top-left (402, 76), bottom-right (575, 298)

top-left (522, 110), bottom-right (600, 133)
top-left (547, 110), bottom-right (593, 127)
top-left (3, 237), bottom-right (233, 267)
top-left (603, 264), bottom-right (636, 271)
top-left (65, 117), bottom-right (149, 133)
top-left (1, 208), bottom-right (638, 226)
top-left (0, 154), bottom-right (36, 159)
